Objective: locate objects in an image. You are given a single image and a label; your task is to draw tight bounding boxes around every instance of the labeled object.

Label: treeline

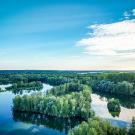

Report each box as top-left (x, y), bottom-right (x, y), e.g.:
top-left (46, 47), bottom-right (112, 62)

top-left (0, 72), bottom-right (74, 85)
top-left (1, 70), bottom-right (135, 87)
top-left (6, 81), bottom-right (43, 94)
top-left (1, 73), bottom-right (135, 97)
top-left (93, 80), bottom-right (135, 96)
top-left (106, 73), bottom-right (135, 83)
top-left (13, 85), bottom-right (94, 120)
top-left (0, 71), bottom-right (11, 84)
top-left (0, 71), bottom-right (134, 84)
top-left (47, 83), bottom-right (91, 96)
top-left (68, 117), bottom-right (127, 135)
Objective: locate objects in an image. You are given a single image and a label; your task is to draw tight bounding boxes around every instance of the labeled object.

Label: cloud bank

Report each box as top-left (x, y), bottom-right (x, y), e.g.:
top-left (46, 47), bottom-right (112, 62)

top-left (77, 19), bottom-right (135, 60)
top-left (123, 9), bottom-right (135, 19)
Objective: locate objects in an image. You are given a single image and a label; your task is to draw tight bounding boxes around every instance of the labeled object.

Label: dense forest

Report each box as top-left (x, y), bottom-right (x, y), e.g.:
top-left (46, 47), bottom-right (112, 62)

top-left (92, 80), bottom-right (135, 96)
top-left (0, 71), bottom-right (135, 134)
top-left (47, 83), bottom-right (91, 96)
top-left (13, 84), bottom-right (94, 120)
top-left (0, 71), bottom-right (135, 96)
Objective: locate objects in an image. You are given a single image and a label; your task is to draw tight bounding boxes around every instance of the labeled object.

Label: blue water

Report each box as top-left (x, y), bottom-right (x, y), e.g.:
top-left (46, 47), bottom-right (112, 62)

top-left (0, 84), bottom-right (65, 135)
top-left (0, 84), bottom-right (135, 135)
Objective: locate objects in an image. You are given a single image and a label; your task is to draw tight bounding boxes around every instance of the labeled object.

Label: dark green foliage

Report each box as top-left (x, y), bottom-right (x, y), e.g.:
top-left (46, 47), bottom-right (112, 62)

top-left (0, 78), bottom-right (10, 84)
top-left (129, 117), bottom-right (135, 135)
top-left (93, 80), bottom-right (135, 96)
top-left (68, 117), bottom-right (128, 135)
top-left (47, 83), bottom-right (91, 96)
top-left (109, 111), bottom-right (121, 117)
top-left (0, 87), bottom-right (2, 92)
top-left (106, 73), bottom-right (135, 83)
top-left (0, 73), bottom-right (11, 84)
top-left (13, 85), bottom-right (94, 120)
top-left (93, 80), bottom-right (115, 93)
top-left (116, 81), bottom-right (134, 96)
top-left (1, 71), bottom-right (135, 96)
top-left (107, 98), bottom-right (121, 112)
top-left (1, 71), bottom-right (135, 135)
top-left (6, 81), bottom-right (43, 94)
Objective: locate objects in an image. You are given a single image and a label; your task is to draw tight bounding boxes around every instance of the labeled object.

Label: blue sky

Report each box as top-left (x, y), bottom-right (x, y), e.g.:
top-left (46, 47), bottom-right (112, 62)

top-left (0, 0), bottom-right (135, 70)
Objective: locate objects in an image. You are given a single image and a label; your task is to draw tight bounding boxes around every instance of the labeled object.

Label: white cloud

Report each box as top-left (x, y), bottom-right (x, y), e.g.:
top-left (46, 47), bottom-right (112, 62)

top-left (123, 11), bottom-right (130, 19)
top-left (132, 9), bottom-right (135, 16)
top-left (77, 19), bottom-right (135, 59)
top-left (123, 9), bottom-right (135, 19)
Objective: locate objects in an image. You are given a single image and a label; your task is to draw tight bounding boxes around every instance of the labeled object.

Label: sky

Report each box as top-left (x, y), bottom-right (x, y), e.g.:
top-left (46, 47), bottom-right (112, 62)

top-left (0, 0), bottom-right (135, 70)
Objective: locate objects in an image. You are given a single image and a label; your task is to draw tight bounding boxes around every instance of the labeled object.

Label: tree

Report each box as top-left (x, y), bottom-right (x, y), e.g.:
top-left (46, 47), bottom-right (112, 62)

top-left (107, 98), bottom-right (121, 112)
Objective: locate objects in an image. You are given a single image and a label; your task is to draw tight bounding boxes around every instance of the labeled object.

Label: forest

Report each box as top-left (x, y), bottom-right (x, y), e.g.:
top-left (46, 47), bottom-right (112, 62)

top-left (0, 71), bottom-right (135, 97)
top-left (68, 116), bottom-right (135, 135)
top-left (0, 71), bottom-right (135, 134)
top-left (13, 84), bottom-right (94, 120)
top-left (92, 80), bottom-right (135, 96)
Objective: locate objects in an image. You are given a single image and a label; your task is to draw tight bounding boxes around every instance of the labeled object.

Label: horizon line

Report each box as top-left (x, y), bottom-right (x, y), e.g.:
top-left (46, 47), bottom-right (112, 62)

top-left (0, 69), bottom-right (135, 72)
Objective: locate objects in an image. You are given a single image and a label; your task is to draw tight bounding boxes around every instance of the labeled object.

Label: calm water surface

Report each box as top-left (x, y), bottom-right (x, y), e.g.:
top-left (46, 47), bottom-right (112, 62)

top-left (91, 93), bottom-right (135, 128)
top-left (0, 84), bottom-right (68, 135)
top-left (0, 84), bottom-right (135, 135)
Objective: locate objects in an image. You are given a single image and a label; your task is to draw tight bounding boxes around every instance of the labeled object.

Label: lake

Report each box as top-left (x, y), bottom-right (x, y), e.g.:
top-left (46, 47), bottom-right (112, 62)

top-left (0, 84), bottom-right (82, 135)
top-left (0, 84), bottom-right (135, 134)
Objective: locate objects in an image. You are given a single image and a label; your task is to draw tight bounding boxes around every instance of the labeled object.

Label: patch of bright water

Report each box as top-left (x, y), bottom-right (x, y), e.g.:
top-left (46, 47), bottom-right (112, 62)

top-left (91, 93), bottom-right (135, 128)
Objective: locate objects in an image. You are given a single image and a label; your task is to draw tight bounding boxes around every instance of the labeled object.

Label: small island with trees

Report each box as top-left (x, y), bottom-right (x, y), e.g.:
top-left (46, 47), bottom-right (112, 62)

top-left (0, 71), bottom-right (135, 135)
top-left (107, 98), bottom-right (121, 117)
top-left (6, 81), bottom-right (43, 94)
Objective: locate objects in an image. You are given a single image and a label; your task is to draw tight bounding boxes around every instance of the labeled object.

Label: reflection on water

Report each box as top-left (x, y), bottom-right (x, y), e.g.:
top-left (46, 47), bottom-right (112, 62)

top-left (1, 83), bottom-right (135, 134)
top-left (0, 84), bottom-right (67, 135)
top-left (5, 84), bottom-right (53, 95)
top-left (13, 111), bottom-right (82, 134)
top-left (108, 111), bottom-right (120, 117)
top-left (94, 92), bottom-right (135, 109)
top-left (91, 93), bottom-right (135, 128)
top-left (0, 84), bottom-right (12, 91)
top-left (0, 121), bottom-right (65, 135)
